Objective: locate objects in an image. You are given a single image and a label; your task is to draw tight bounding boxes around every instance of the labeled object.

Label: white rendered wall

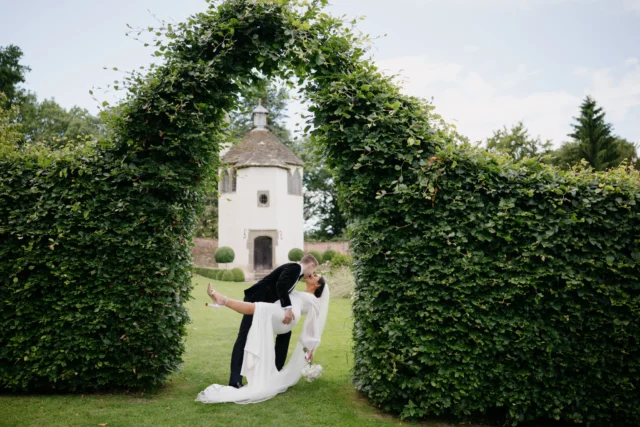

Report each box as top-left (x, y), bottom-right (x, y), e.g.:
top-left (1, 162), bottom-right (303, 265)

top-left (218, 166), bottom-right (304, 273)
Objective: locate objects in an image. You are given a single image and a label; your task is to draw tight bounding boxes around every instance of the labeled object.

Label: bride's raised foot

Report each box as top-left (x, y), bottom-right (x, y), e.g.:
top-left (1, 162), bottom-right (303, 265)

top-left (206, 283), bottom-right (228, 308)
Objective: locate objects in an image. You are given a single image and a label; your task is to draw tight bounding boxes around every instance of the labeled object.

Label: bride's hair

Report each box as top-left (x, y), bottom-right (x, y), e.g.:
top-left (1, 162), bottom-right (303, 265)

top-left (314, 276), bottom-right (326, 298)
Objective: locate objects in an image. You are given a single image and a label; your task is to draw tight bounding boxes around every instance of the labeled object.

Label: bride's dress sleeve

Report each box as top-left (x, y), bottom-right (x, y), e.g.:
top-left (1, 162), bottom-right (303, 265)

top-left (299, 295), bottom-right (321, 350)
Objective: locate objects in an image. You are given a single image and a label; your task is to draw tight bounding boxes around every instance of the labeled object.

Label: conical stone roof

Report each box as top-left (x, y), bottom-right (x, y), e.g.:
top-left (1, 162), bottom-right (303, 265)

top-left (222, 103), bottom-right (303, 169)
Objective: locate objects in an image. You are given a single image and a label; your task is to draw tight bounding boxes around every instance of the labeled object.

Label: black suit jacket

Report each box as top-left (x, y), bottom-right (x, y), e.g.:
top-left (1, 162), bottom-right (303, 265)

top-left (244, 262), bottom-right (302, 307)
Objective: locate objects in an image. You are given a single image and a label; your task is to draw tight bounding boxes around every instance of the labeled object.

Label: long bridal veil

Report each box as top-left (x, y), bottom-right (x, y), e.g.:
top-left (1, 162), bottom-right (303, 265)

top-left (195, 283), bottom-right (330, 404)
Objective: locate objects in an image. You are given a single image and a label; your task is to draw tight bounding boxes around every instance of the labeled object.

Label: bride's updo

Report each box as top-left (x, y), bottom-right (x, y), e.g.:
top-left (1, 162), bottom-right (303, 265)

top-left (314, 276), bottom-right (326, 298)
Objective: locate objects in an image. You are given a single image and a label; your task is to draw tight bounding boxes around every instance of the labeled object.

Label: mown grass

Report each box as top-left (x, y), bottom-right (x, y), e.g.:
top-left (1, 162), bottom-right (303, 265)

top-left (0, 276), bottom-right (408, 426)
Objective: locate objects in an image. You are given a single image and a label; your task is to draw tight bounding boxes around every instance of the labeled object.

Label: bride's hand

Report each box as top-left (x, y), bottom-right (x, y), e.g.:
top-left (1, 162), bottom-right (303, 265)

top-left (305, 349), bottom-right (313, 363)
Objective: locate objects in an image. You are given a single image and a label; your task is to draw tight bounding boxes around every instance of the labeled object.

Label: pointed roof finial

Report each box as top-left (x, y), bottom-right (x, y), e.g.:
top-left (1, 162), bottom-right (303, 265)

top-left (251, 101), bottom-right (269, 130)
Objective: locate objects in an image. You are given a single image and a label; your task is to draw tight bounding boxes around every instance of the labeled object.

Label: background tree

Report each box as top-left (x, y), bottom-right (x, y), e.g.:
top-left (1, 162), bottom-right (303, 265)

top-left (485, 121), bottom-right (552, 161)
top-left (0, 93), bottom-right (22, 147)
top-left (0, 45), bottom-right (31, 108)
top-left (19, 95), bottom-right (104, 145)
top-left (0, 44), bottom-right (104, 146)
top-left (553, 96), bottom-right (637, 170)
top-left (300, 137), bottom-right (347, 240)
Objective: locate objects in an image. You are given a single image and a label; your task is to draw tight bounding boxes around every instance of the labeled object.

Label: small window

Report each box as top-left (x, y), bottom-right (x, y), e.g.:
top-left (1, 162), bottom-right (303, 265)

top-left (293, 170), bottom-right (302, 196)
top-left (231, 169), bottom-right (237, 192)
top-left (287, 171), bottom-right (293, 194)
top-left (257, 191), bottom-right (269, 207)
top-left (221, 170), bottom-right (230, 193)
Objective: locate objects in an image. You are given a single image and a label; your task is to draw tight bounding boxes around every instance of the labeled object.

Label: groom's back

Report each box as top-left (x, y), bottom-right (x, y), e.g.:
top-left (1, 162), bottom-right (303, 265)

top-left (243, 262), bottom-right (299, 303)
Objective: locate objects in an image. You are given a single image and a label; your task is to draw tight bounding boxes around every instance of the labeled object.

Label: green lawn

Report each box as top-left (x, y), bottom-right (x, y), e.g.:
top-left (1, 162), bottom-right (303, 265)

top-left (0, 276), bottom-right (417, 427)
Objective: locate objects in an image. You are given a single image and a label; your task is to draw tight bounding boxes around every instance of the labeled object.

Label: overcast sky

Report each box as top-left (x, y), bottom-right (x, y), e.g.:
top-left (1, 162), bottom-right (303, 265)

top-left (1, 0), bottom-right (639, 147)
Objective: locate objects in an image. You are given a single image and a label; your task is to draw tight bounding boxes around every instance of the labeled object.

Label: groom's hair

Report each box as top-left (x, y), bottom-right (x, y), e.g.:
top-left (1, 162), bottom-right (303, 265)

top-left (300, 254), bottom-right (318, 266)
top-left (314, 276), bottom-right (326, 298)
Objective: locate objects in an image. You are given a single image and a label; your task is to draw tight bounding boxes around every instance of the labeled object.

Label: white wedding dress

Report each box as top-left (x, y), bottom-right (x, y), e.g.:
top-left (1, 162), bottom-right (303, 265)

top-left (195, 285), bottom-right (330, 404)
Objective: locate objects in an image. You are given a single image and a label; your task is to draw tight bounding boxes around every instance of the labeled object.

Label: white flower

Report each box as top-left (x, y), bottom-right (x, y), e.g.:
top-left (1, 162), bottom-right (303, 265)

top-left (301, 364), bottom-right (323, 382)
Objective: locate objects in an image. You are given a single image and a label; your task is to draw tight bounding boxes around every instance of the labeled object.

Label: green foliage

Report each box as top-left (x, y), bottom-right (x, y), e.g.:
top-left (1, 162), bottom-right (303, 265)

top-left (328, 253), bottom-right (352, 268)
top-left (216, 270), bottom-right (226, 281)
top-left (18, 95), bottom-right (104, 145)
top-left (231, 268), bottom-right (245, 282)
top-left (322, 249), bottom-right (337, 262)
top-left (0, 44), bottom-right (31, 107)
top-left (288, 248), bottom-right (304, 261)
top-left (193, 267), bottom-right (221, 280)
top-left (552, 96), bottom-right (637, 170)
top-left (214, 247), bottom-right (235, 265)
top-left (0, 93), bottom-right (22, 148)
top-left (2, 2), bottom-right (639, 425)
top-left (485, 121), bottom-right (552, 161)
top-left (301, 137), bottom-right (346, 239)
top-left (308, 250), bottom-right (323, 265)
top-left (221, 270), bottom-right (235, 282)
top-left (194, 194), bottom-right (218, 238)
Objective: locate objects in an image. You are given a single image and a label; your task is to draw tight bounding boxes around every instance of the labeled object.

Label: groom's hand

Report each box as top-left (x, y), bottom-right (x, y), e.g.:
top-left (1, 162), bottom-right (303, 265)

top-left (283, 308), bottom-right (295, 324)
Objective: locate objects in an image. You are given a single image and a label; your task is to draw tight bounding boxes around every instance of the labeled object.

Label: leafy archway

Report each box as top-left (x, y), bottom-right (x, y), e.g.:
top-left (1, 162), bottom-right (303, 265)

top-left (3, 1), bottom-right (640, 425)
top-left (1, 0), bottom-right (439, 394)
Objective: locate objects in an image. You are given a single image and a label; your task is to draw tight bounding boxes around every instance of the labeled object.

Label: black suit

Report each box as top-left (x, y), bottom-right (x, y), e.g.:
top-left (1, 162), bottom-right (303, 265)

top-left (228, 262), bottom-right (303, 386)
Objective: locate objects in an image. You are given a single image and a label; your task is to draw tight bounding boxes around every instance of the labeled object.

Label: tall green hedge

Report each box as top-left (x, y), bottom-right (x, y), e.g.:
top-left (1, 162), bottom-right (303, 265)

top-left (2, 2), bottom-right (638, 424)
top-left (306, 42), bottom-right (640, 423)
top-left (0, 139), bottom-right (198, 392)
top-left (0, 0), bottom-right (320, 392)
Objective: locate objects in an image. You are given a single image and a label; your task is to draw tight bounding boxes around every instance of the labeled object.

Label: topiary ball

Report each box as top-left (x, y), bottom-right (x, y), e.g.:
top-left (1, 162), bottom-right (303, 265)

top-left (288, 248), bottom-right (304, 262)
top-left (322, 249), bottom-right (337, 263)
top-left (216, 270), bottom-right (226, 280)
top-left (231, 268), bottom-right (245, 282)
top-left (308, 250), bottom-right (323, 265)
top-left (214, 246), bottom-right (235, 264)
top-left (222, 270), bottom-right (235, 282)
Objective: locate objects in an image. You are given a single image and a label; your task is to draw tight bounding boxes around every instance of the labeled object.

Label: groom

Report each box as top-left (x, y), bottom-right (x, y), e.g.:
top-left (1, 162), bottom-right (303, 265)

top-left (228, 254), bottom-right (319, 388)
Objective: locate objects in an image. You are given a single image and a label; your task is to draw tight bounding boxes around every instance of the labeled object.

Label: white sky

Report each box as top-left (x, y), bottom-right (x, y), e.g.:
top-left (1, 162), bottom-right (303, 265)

top-left (1, 0), bottom-right (639, 147)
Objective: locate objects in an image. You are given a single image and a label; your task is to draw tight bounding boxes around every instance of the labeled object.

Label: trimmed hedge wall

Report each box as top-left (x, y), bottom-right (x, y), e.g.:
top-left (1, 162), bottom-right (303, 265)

top-left (193, 267), bottom-right (221, 280)
top-left (0, 141), bottom-right (197, 392)
top-left (307, 50), bottom-right (640, 424)
top-left (0, 0), bottom-right (303, 392)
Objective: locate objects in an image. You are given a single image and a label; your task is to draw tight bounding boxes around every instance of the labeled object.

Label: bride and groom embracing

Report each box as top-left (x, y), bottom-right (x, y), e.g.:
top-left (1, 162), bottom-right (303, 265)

top-left (195, 254), bottom-right (329, 404)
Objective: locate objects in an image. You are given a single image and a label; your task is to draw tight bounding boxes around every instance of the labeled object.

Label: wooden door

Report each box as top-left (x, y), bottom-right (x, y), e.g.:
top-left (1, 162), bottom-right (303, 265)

top-left (254, 236), bottom-right (273, 271)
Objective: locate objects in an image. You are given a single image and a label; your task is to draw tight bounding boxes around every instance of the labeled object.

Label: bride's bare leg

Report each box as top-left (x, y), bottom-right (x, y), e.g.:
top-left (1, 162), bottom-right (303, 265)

top-left (207, 283), bottom-right (255, 315)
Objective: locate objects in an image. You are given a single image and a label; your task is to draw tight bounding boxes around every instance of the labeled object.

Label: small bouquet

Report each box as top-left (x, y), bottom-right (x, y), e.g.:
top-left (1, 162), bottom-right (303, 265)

top-left (301, 363), bottom-right (323, 382)
top-left (301, 347), bottom-right (323, 382)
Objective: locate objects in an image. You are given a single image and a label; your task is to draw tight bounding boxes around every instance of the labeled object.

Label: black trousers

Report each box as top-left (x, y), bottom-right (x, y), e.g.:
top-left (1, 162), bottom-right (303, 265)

top-left (228, 298), bottom-right (292, 386)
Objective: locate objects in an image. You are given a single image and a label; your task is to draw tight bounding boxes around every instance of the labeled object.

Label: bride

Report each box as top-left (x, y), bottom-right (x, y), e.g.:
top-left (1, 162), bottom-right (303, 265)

top-left (195, 273), bottom-right (330, 404)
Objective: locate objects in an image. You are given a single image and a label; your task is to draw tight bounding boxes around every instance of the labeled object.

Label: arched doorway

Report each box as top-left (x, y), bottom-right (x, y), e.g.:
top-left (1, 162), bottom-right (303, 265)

top-left (254, 236), bottom-right (273, 271)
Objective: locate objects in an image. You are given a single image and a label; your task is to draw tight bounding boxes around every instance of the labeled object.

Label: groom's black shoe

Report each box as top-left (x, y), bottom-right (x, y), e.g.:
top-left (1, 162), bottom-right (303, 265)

top-left (230, 382), bottom-right (243, 389)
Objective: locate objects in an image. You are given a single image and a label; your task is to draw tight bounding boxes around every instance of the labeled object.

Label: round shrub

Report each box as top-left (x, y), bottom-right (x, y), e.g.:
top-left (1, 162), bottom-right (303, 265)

top-left (214, 246), bottom-right (235, 264)
top-left (329, 253), bottom-right (352, 268)
top-left (231, 268), bottom-right (245, 282)
top-left (288, 248), bottom-right (304, 262)
top-left (216, 270), bottom-right (226, 280)
top-left (221, 270), bottom-right (235, 282)
top-left (322, 249), bottom-right (337, 263)
top-left (308, 250), bottom-right (323, 265)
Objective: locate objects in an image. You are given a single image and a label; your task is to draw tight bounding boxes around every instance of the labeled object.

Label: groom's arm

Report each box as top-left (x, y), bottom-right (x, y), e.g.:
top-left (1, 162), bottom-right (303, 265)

top-left (275, 264), bottom-right (299, 308)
